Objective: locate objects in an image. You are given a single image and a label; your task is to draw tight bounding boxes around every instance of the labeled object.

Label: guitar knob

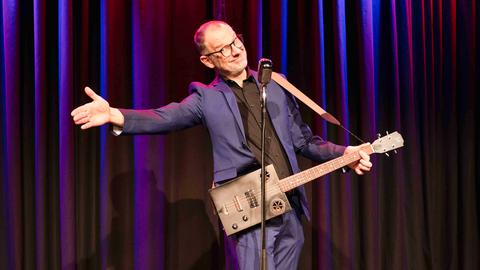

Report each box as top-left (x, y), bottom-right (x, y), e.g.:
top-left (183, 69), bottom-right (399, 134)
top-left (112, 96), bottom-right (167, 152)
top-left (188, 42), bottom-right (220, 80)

top-left (242, 215), bottom-right (248, 222)
top-left (232, 223), bottom-right (238, 230)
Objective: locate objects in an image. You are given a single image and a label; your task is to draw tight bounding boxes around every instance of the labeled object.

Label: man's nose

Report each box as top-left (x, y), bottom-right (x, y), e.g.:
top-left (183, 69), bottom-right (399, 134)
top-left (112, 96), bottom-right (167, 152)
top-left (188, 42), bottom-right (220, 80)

top-left (231, 44), bottom-right (242, 56)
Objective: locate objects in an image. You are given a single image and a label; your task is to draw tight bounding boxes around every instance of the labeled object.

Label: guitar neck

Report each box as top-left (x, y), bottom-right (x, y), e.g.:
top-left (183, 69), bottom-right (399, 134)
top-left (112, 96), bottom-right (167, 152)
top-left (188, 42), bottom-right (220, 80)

top-left (278, 144), bottom-right (373, 192)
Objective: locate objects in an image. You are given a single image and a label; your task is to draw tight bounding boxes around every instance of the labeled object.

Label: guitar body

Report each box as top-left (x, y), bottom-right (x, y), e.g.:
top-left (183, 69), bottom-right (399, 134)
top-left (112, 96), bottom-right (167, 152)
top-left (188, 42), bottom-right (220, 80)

top-left (209, 164), bottom-right (292, 236)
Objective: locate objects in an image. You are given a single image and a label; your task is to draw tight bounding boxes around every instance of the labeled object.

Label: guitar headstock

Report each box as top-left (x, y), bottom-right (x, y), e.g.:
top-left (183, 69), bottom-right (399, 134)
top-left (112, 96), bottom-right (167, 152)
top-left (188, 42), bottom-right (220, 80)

top-left (371, 131), bottom-right (404, 155)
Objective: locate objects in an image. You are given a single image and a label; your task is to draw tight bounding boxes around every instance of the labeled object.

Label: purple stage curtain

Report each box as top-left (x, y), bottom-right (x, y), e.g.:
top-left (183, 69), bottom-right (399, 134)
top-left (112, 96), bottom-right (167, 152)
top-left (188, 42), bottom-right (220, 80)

top-left (1, 0), bottom-right (478, 269)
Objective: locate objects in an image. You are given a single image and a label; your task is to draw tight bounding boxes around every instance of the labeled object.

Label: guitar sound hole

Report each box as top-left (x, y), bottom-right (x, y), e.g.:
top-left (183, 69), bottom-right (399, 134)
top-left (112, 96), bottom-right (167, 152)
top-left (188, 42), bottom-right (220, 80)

top-left (270, 199), bottom-right (285, 214)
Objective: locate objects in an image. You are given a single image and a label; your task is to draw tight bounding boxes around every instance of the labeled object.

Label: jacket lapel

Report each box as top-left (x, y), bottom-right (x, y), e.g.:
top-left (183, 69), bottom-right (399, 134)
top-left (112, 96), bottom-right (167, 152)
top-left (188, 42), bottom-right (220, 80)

top-left (212, 76), bottom-right (247, 141)
top-left (212, 71), bottom-right (285, 144)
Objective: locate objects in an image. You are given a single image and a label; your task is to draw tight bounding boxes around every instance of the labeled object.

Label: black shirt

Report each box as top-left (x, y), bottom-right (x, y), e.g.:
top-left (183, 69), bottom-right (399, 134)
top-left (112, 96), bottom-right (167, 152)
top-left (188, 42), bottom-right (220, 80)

top-left (226, 73), bottom-right (292, 180)
top-left (226, 71), bottom-right (303, 217)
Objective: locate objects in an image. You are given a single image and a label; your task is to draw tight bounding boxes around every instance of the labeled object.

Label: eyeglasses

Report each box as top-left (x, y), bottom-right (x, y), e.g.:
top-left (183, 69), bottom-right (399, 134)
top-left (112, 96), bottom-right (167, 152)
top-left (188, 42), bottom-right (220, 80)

top-left (204, 35), bottom-right (244, 58)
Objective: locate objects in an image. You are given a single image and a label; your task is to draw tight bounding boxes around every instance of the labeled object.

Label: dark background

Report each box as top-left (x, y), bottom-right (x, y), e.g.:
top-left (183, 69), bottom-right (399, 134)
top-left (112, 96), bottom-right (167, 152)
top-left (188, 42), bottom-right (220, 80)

top-left (1, 0), bottom-right (478, 269)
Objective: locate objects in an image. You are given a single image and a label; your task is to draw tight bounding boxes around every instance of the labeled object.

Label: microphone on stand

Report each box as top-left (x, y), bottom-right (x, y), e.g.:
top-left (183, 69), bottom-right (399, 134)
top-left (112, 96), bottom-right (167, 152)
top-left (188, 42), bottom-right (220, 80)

top-left (257, 57), bottom-right (272, 270)
top-left (257, 58), bottom-right (273, 85)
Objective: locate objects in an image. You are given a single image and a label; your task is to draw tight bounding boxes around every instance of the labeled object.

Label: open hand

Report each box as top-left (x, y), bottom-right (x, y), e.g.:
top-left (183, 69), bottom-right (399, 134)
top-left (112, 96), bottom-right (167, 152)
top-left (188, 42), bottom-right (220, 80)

top-left (71, 87), bottom-right (111, 129)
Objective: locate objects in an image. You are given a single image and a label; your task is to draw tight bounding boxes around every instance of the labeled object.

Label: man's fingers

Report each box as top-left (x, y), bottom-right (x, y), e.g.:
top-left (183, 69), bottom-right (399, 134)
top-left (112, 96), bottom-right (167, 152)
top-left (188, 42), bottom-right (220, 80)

top-left (71, 104), bottom-right (90, 116)
top-left (359, 159), bottom-right (372, 168)
top-left (355, 168), bottom-right (365, 175)
top-left (354, 165), bottom-right (369, 175)
top-left (75, 117), bottom-right (89, 125)
top-left (348, 146), bottom-right (373, 175)
top-left (71, 106), bottom-right (83, 116)
top-left (84, 86), bottom-right (100, 101)
top-left (359, 150), bottom-right (370, 161)
top-left (73, 110), bottom-right (88, 121)
top-left (71, 87), bottom-right (101, 116)
top-left (360, 163), bottom-right (371, 171)
top-left (77, 119), bottom-right (89, 126)
top-left (81, 122), bottom-right (93, 130)
top-left (351, 158), bottom-right (372, 175)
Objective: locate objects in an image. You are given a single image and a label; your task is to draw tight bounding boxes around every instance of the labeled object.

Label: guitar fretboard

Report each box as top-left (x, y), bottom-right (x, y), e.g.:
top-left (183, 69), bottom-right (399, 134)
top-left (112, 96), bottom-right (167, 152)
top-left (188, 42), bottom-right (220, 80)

top-left (278, 145), bottom-right (373, 192)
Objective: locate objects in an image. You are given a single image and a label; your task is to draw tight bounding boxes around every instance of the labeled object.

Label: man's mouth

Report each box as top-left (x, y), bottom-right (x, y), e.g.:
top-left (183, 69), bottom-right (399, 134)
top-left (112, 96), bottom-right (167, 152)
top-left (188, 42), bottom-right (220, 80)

top-left (230, 57), bottom-right (242, 63)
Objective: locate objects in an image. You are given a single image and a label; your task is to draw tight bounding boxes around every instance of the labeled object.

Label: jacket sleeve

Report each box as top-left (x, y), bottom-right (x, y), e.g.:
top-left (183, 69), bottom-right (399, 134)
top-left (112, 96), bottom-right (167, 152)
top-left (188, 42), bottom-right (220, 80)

top-left (118, 89), bottom-right (203, 135)
top-left (286, 93), bottom-right (346, 162)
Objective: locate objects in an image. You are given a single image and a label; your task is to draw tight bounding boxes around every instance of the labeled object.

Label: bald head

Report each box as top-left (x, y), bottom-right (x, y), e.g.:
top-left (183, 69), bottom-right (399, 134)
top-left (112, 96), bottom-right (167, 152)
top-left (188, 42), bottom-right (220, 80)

top-left (194, 21), bottom-right (233, 55)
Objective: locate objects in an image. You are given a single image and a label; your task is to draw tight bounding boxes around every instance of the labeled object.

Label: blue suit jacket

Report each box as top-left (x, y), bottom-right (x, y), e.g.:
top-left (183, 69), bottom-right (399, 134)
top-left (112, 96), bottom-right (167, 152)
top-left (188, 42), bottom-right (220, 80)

top-left (119, 71), bottom-right (345, 217)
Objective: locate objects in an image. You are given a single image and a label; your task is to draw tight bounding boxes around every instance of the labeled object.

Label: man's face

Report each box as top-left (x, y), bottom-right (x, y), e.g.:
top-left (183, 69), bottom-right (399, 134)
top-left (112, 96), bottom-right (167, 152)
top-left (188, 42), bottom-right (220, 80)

top-left (200, 24), bottom-right (248, 78)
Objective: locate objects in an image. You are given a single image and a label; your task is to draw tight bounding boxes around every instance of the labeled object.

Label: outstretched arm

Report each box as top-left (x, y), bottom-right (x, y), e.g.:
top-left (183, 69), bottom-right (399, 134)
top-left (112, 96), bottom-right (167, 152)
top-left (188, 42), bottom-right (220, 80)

top-left (71, 87), bottom-right (124, 129)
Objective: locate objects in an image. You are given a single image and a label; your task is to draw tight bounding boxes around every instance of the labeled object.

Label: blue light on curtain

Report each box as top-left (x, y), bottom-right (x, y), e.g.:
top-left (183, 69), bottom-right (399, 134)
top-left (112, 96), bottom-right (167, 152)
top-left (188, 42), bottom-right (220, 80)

top-left (33, 0), bottom-right (47, 266)
top-left (280, 0), bottom-right (288, 74)
top-left (313, 0), bottom-right (333, 268)
top-left (58, 0), bottom-right (76, 267)
top-left (99, 0), bottom-right (109, 268)
top-left (257, 0), bottom-right (262, 59)
top-left (0, 0), bottom-right (478, 269)
top-left (132, 0), bottom-right (167, 268)
top-left (2, 0), bottom-right (21, 268)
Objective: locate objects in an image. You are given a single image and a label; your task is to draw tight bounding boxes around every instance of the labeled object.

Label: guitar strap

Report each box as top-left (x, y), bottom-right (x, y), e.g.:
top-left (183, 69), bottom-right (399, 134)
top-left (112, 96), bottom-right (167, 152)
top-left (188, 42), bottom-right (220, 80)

top-left (271, 72), bottom-right (341, 126)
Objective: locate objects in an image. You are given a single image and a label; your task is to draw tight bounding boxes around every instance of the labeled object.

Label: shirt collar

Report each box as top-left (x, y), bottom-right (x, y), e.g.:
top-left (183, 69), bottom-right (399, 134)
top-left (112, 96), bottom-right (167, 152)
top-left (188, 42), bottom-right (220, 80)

top-left (224, 67), bottom-right (255, 87)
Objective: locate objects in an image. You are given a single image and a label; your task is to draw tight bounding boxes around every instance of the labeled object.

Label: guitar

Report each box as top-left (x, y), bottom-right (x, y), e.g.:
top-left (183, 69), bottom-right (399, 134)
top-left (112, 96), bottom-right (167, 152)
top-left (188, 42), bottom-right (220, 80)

top-left (209, 132), bottom-right (404, 236)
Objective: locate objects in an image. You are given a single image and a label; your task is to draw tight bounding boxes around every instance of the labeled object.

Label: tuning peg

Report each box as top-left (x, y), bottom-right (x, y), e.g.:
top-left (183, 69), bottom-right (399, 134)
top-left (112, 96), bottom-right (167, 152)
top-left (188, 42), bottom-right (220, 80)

top-left (385, 153), bottom-right (390, 157)
top-left (377, 133), bottom-right (381, 139)
top-left (386, 131), bottom-right (389, 135)
top-left (394, 150), bottom-right (397, 154)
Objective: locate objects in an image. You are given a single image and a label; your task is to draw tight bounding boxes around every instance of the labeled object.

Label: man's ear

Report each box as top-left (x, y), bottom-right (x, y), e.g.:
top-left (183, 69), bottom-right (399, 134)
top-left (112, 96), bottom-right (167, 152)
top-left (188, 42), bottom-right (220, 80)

top-left (200, 55), bottom-right (215, 69)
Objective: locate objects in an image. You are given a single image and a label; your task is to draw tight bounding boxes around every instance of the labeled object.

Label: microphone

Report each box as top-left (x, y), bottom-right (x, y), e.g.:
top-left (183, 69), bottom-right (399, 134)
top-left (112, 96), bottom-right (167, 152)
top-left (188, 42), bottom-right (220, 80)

top-left (257, 58), bottom-right (273, 85)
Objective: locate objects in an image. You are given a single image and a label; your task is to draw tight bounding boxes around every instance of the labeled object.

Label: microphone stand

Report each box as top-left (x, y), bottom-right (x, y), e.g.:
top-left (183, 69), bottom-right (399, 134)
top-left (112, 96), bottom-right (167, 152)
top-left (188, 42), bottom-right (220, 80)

top-left (257, 58), bottom-right (272, 270)
top-left (260, 82), bottom-right (267, 270)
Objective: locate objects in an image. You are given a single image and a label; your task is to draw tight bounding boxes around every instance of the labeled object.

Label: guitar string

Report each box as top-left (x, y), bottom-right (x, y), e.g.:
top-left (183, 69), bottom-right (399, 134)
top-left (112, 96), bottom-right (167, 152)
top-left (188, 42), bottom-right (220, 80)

top-left (217, 135), bottom-right (403, 210)
top-left (220, 165), bottom-right (340, 210)
top-left (219, 153), bottom-right (360, 209)
top-left (218, 153), bottom-right (361, 210)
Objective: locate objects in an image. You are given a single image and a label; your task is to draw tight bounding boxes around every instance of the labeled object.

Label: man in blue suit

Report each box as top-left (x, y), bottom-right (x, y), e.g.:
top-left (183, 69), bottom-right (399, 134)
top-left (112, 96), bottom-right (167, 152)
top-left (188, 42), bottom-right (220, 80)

top-left (72, 20), bottom-right (372, 270)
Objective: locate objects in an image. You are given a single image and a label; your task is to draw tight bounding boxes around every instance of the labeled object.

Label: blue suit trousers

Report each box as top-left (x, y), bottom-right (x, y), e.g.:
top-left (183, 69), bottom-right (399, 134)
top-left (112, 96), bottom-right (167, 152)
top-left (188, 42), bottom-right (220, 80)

top-left (228, 211), bottom-right (304, 270)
